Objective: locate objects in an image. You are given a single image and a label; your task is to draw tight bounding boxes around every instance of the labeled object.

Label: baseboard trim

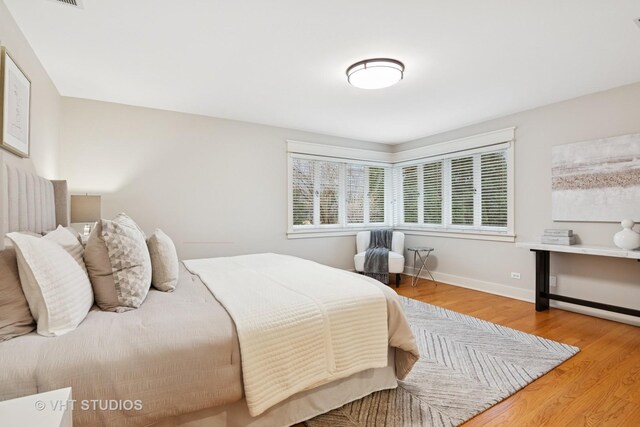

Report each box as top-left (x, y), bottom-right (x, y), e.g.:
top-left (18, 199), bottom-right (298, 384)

top-left (404, 266), bottom-right (534, 302)
top-left (403, 266), bottom-right (640, 327)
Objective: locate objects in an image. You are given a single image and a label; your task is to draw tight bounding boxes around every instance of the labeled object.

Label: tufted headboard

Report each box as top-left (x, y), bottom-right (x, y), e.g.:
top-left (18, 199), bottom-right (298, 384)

top-left (0, 151), bottom-right (69, 250)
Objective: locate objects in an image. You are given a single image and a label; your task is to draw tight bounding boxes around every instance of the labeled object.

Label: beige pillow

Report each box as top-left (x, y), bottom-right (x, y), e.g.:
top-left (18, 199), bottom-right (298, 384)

top-left (84, 213), bottom-right (152, 312)
top-left (0, 247), bottom-right (36, 341)
top-left (7, 232), bottom-right (93, 337)
top-left (147, 229), bottom-right (179, 292)
top-left (44, 225), bottom-right (87, 273)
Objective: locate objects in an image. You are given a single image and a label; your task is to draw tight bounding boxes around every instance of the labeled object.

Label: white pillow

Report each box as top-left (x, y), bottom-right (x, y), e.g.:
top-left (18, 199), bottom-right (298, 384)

top-left (147, 229), bottom-right (179, 292)
top-left (44, 225), bottom-right (87, 273)
top-left (7, 232), bottom-right (94, 337)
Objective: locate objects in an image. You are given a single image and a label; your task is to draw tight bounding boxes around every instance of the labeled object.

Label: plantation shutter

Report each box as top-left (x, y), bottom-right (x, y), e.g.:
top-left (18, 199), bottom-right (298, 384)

top-left (368, 167), bottom-right (386, 223)
top-left (402, 165), bottom-right (419, 223)
top-left (346, 164), bottom-right (365, 224)
top-left (317, 161), bottom-right (340, 225)
top-left (291, 158), bottom-right (314, 226)
top-left (422, 161), bottom-right (442, 225)
top-left (450, 156), bottom-right (475, 226)
top-left (481, 151), bottom-right (508, 227)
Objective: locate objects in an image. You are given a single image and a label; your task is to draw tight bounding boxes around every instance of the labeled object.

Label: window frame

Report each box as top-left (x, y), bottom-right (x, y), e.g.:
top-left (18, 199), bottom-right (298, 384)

top-left (394, 148), bottom-right (509, 234)
top-left (393, 142), bottom-right (514, 241)
top-left (287, 153), bottom-right (393, 238)
top-left (287, 128), bottom-right (515, 241)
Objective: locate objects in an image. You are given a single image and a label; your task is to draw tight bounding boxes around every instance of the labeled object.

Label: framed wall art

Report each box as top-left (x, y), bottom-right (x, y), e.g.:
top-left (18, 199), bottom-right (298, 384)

top-left (552, 133), bottom-right (640, 222)
top-left (0, 47), bottom-right (31, 158)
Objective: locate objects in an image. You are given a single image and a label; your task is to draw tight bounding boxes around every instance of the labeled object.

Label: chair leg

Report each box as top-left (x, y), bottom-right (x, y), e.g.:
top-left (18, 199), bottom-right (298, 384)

top-left (395, 273), bottom-right (401, 288)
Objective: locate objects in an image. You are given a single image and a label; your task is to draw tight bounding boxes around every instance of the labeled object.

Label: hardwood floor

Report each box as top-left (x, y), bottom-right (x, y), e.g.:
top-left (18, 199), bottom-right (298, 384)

top-left (396, 275), bottom-right (640, 426)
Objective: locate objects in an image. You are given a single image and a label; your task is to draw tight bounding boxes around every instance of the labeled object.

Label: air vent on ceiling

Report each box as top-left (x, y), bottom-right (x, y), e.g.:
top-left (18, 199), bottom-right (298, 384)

top-left (49, 0), bottom-right (83, 8)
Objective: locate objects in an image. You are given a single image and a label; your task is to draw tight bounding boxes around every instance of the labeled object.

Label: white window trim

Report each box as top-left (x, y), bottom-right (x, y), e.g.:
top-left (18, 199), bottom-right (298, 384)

top-left (286, 127), bottom-right (516, 240)
top-left (391, 127), bottom-right (515, 163)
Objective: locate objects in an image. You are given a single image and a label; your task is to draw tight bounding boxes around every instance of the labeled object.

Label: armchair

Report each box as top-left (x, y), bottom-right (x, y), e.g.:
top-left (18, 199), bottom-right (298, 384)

top-left (354, 231), bottom-right (405, 287)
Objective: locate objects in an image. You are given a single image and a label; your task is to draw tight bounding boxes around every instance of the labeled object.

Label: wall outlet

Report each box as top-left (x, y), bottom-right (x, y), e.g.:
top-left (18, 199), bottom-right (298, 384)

top-left (549, 275), bottom-right (557, 288)
top-left (511, 272), bottom-right (521, 279)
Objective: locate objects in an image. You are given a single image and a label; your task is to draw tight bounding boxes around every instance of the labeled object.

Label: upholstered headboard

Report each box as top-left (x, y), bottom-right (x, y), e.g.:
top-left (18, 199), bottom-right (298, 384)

top-left (0, 151), bottom-right (69, 249)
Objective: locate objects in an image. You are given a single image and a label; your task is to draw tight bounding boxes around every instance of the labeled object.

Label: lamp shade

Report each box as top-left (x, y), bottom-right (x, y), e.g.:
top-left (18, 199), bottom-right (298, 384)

top-left (70, 195), bottom-right (102, 223)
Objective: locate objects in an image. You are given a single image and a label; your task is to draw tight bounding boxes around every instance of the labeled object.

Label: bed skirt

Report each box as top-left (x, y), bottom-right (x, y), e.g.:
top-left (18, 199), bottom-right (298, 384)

top-left (153, 349), bottom-right (397, 427)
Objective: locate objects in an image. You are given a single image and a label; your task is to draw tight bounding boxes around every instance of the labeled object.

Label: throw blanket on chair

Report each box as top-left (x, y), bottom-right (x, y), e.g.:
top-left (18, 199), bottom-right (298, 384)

top-left (364, 229), bottom-right (393, 284)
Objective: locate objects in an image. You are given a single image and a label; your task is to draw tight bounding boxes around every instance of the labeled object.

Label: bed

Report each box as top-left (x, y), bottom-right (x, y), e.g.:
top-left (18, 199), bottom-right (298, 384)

top-left (0, 152), bottom-right (419, 426)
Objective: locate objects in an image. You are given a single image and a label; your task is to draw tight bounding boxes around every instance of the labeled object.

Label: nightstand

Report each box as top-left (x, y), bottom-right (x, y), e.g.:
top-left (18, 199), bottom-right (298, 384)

top-left (0, 388), bottom-right (73, 427)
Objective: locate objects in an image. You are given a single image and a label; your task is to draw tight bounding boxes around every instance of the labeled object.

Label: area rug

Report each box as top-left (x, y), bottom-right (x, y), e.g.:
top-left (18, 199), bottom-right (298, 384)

top-left (305, 296), bottom-right (579, 427)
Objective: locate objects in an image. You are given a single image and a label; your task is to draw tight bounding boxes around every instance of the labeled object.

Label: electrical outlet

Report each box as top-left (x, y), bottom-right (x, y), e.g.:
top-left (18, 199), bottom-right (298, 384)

top-left (511, 272), bottom-right (521, 279)
top-left (549, 276), bottom-right (557, 288)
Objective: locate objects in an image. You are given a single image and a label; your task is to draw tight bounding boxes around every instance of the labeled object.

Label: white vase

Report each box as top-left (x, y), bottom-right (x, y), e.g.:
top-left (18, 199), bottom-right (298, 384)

top-left (613, 219), bottom-right (640, 250)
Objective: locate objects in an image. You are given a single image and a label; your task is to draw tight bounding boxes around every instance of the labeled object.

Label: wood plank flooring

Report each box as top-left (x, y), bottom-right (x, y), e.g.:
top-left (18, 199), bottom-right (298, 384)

top-left (297, 275), bottom-right (640, 426)
top-left (396, 275), bottom-right (640, 426)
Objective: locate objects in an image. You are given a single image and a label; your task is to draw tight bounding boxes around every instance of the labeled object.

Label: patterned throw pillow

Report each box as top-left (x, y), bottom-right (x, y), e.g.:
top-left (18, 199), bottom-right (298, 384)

top-left (84, 213), bottom-right (152, 312)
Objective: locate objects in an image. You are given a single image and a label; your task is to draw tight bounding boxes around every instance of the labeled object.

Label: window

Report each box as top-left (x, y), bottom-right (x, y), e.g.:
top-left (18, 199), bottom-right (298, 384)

top-left (395, 148), bottom-right (509, 232)
top-left (288, 128), bottom-right (514, 240)
top-left (290, 156), bottom-right (391, 233)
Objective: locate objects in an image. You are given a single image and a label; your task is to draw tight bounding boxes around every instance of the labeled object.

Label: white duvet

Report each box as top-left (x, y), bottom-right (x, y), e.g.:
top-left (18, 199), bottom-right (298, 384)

top-left (184, 253), bottom-right (389, 417)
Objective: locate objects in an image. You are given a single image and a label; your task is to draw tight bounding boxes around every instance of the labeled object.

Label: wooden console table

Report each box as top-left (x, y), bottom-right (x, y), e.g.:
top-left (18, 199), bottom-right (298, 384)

top-left (516, 242), bottom-right (640, 317)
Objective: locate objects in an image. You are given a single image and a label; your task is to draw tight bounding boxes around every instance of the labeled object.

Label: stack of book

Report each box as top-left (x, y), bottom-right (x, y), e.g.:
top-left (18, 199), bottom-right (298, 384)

top-left (542, 229), bottom-right (575, 245)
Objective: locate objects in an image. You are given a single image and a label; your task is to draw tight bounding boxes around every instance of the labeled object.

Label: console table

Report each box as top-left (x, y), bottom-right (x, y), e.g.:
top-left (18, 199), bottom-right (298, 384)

top-left (516, 242), bottom-right (640, 317)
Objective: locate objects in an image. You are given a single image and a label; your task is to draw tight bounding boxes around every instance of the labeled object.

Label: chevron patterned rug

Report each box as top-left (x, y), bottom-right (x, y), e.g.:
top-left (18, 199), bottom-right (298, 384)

top-left (305, 296), bottom-right (579, 427)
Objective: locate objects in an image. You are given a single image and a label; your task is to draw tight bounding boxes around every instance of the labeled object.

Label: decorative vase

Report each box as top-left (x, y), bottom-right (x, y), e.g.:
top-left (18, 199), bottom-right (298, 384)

top-left (613, 219), bottom-right (640, 250)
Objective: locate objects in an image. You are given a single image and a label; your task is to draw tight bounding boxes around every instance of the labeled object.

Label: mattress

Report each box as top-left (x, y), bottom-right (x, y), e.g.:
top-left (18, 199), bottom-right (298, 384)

top-left (0, 264), bottom-right (243, 427)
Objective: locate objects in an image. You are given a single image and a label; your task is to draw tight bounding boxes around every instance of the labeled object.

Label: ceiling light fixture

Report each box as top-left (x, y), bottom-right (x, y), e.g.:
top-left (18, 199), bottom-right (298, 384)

top-left (346, 58), bottom-right (404, 90)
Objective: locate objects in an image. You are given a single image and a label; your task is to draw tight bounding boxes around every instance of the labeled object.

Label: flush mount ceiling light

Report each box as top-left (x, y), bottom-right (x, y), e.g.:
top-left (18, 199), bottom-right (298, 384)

top-left (346, 58), bottom-right (405, 89)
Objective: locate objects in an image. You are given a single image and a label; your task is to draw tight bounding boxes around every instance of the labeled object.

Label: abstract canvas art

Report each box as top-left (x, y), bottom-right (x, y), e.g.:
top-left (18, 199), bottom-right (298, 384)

top-left (552, 133), bottom-right (640, 222)
top-left (0, 47), bottom-right (31, 158)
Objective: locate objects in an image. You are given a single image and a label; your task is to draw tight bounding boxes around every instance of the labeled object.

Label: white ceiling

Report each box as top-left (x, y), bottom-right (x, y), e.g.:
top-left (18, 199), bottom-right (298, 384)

top-left (5, 0), bottom-right (640, 144)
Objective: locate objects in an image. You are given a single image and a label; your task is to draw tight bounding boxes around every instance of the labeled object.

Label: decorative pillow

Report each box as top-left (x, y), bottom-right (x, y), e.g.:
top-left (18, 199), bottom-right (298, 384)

top-left (7, 232), bottom-right (93, 337)
top-left (44, 225), bottom-right (87, 273)
top-left (147, 229), bottom-right (179, 292)
top-left (84, 213), bottom-right (152, 312)
top-left (64, 226), bottom-right (83, 244)
top-left (0, 247), bottom-right (36, 341)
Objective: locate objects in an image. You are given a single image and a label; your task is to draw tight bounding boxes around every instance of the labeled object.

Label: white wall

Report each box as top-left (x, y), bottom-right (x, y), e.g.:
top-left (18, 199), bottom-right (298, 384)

top-left (0, 1), bottom-right (61, 178)
top-left (59, 97), bottom-right (391, 269)
top-left (396, 81), bottom-right (640, 325)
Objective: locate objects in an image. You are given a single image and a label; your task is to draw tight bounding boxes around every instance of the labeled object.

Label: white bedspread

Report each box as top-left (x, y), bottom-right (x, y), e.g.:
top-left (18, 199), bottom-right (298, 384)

top-left (183, 253), bottom-right (389, 417)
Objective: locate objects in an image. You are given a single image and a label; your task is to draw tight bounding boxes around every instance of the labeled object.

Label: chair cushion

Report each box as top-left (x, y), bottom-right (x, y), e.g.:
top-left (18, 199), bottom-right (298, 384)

top-left (354, 251), bottom-right (404, 273)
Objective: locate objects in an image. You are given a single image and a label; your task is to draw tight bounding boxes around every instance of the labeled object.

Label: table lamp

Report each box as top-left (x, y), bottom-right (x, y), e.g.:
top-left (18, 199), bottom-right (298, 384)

top-left (70, 195), bottom-right (102, 236)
